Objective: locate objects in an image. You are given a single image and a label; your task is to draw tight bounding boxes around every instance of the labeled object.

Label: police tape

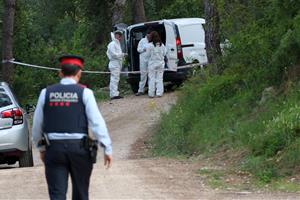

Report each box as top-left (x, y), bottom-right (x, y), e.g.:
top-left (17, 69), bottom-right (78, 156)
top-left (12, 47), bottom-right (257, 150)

top-left (2, 59), bottom-right (203, 74)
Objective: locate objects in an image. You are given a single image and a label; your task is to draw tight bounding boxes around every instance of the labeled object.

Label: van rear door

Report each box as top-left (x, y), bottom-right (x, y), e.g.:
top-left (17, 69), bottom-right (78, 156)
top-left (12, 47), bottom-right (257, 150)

top-left (163, 20), bottom-right (177, 71)
top-left (177, 23), bottom-right (208, 64)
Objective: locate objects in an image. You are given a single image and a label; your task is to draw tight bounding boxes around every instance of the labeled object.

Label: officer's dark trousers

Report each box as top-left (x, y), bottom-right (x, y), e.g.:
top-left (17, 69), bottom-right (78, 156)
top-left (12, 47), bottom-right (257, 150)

top-left (45, 140), bottom-right (93, 200)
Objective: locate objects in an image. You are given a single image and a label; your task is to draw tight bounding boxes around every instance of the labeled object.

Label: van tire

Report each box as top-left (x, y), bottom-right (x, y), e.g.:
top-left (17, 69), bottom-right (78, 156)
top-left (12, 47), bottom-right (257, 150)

top-left (19, 147), bottom-right (34, 168)
top-left (175, 81), bottom-right (183, 87)
top-left (165, 81), bottom-right (183, 91)
top-left (130, 82), bottom-right (139, 93)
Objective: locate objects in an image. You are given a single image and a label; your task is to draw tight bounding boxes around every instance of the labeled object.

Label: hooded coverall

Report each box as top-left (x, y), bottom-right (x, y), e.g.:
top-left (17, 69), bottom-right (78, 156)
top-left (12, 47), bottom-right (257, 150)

top-left (137, 37), bottom-right (150, 93)
top-left (106, 38), bottom-right (124, 98)
top-left (146, 43), bottom-right (167, 97)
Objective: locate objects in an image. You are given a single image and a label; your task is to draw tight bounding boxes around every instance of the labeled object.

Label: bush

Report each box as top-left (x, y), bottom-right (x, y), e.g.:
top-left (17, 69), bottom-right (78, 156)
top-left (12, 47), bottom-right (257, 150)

top-left (153, 74), bottom-right (243, 155)
top-left (253, 103), bottom-right (300, 157)
top-left (151, 0), bottom-right (300, 182)
top-left (153, 71), bottom-right (300, 180)
top-left (242, 155), bottom-right (278, 183)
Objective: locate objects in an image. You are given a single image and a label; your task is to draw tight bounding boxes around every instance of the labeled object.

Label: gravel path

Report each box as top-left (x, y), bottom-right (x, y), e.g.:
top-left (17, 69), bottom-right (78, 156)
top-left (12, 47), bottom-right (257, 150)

top-left (0, 92), bottom-right (299, 199)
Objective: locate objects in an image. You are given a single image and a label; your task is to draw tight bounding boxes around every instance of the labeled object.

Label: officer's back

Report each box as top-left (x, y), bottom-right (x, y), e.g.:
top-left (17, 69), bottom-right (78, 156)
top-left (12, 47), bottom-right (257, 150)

top-left (32, 55), bottom-right (112, 200)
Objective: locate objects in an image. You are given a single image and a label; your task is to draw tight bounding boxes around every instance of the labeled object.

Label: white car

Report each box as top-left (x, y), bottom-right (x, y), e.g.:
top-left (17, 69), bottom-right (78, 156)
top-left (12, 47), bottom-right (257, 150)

top-left (0, 82), bottom-right (33, 167)
top-left (114, 18), bottom-right (208, 92)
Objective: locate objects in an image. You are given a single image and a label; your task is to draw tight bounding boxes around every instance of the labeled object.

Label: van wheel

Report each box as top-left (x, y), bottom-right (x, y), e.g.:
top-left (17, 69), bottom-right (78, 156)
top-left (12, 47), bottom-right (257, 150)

top-left (19, 147), bottom-right (34, 168)
top-left (174, 81), bottom-right (183, 87)
top-left (165, 81), bottom-right (182, 91)
top-left (130, 82), bottom-right (139, 93)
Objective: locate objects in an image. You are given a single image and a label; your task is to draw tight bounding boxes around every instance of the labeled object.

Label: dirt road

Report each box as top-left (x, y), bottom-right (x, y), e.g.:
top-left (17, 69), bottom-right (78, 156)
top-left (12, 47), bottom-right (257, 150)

top-left (0, 92), bottom-right (299, 199)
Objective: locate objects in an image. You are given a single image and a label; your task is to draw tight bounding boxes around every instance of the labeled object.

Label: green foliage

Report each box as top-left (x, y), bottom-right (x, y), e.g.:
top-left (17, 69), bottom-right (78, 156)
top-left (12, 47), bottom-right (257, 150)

top-left (158, 0), bottom-right (203, 19)
top-left (145, 0), bottom-right (204, 20)
top-left (253, 103), bottom-right (300, 157)
top-left (242, 156), bottom-right (277, 183)
top-left (154, 71), bottom-right (300, 182)
top-left (153, 74), bottom-right (244, 155)
top-left (7, 0), bottom-right (114, 105)
top-left (198, 168), bottom-right (226, 189)
top-left (2, 0), bottom-right (206, 105)
top-left (153, 0), bottom-right (300, 182)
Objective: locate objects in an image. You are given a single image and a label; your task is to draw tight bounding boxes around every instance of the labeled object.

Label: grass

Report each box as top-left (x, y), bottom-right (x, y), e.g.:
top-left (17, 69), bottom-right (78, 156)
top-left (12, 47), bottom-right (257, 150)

top-left (93, 88), bottom-right (110, 102)
top-left (93, 76), bottom-right (134, 102)
top-left (198, 167), bottom-right (300, 192)
top-left (268, 179), bottom-right (300, 192)
top-left (198, 168), bottom-right (227, 189)
top-left (151, 71), bottom-right (300, 189)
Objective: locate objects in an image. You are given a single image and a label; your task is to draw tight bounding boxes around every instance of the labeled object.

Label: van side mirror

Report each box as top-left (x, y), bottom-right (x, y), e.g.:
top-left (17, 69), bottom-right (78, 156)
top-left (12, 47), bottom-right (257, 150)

top-left (25, 104), bottom-right (36, 114)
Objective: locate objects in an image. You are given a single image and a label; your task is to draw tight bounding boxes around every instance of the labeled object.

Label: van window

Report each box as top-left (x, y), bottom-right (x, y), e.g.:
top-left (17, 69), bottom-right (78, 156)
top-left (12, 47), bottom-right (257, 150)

top-left (179, 24), bottom-right (205, 44)
top-left (0, 92), bottom-right (12, 108)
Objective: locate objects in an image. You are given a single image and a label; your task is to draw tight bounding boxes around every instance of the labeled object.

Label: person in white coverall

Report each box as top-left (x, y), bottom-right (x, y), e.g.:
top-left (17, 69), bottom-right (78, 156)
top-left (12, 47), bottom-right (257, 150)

top-left (106, 31), bottom-right (126, 100)
top-left (146, 31), bottom-right (167, 98)
top-left (135, 29), bottom-right (152, 96)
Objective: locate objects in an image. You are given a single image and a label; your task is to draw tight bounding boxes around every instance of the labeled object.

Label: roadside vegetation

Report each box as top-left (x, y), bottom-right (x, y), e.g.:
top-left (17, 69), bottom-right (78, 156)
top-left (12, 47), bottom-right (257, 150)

top-left (152, 0), bottom-right (300, 186)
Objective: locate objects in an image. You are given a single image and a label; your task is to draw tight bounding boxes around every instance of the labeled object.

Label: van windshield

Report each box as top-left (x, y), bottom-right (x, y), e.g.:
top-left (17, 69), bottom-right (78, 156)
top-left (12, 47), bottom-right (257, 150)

top-left (0, 92), bottom-right (12, 108)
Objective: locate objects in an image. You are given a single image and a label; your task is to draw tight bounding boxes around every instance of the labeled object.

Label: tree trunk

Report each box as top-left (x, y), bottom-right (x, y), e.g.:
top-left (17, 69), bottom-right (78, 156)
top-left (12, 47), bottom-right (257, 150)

top-left (2, 0), bottom-right (16, 85)
top-left (204, 0), bottom-right (221, 73)
top-left (132, 0), bottom-right (146, 24)
top-left (112, 0), bottom-right (126, 25)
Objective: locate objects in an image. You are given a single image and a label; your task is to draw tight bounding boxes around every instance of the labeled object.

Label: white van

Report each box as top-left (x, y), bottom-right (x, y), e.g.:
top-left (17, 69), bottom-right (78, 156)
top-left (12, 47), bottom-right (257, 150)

top-left (114, 18), bottom-right (208, 92)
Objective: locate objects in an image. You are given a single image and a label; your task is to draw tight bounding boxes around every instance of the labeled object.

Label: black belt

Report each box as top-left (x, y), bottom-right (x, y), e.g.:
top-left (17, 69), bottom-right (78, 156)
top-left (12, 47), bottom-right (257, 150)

top-left (49, 139), bottom-right (82, 143)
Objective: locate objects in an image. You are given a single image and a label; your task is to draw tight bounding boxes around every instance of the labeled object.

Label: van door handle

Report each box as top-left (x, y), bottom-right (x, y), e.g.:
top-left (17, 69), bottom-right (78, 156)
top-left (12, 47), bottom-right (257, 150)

top-left (170, 48), bottom-right (175, 51)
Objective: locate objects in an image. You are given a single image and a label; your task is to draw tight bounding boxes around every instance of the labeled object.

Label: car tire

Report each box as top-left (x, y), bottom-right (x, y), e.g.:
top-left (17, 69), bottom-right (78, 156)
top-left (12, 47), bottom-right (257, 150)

top-left (19, 147), bottom-right (34, 168)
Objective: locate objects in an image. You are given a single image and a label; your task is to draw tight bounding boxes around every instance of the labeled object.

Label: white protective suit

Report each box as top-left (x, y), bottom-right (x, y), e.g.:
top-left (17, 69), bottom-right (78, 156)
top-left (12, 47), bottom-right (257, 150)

top-left (106, 34), bottom-right (125, 98)
top-left (146, 42), bottom-right (167, 97)
top-left (137, 37), bottom-right (150, 93)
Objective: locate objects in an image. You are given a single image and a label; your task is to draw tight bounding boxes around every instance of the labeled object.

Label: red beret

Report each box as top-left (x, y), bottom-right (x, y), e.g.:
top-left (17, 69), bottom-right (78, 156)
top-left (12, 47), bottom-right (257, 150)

top-left (59, 55), bottom-right (84, 69)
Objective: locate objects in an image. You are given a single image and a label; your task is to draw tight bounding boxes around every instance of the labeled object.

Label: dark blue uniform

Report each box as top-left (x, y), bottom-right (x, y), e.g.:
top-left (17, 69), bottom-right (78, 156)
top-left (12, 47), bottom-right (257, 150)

top-left (44, 83), bottom-right (92, 200)
top-left (33, 55), bottom-right (112, 200)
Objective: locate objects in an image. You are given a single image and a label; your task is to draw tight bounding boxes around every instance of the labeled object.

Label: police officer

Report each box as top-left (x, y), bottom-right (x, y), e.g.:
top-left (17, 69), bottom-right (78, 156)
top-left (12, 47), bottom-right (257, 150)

top-left (32, 55), bottom-right (112, 200)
